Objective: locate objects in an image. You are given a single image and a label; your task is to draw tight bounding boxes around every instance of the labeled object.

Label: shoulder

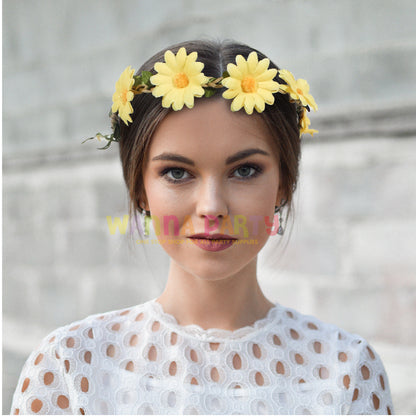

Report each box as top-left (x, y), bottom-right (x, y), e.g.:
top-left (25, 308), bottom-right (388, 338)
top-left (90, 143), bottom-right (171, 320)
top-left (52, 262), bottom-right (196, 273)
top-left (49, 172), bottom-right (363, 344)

top-left (270, 303), bottom-right (394, 413)
top-left (278, 305), bottom-right (365, 349)
top-left (30, 301), bottom-right (153, 363)
top-left (274, 303), bottom-right (372, 351)
top-left (11, 302), bottom-right (153, 414)
top-left (270, 302), bottom-right (387, 381)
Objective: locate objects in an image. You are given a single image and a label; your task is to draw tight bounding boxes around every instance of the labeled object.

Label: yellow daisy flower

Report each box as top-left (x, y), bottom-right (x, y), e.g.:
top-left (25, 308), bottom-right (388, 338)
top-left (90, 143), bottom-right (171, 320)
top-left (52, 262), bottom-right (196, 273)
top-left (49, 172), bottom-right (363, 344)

top-left (299, 110), bottom-right (318, 136)
top-left (150, 47), bottom-right (209, 111)
top-left (278, 69), bottom-right (318, 111)
top-left (111, 66), bottom-right (135, 125)
top-left (222, 52), bottom-right (280, 115)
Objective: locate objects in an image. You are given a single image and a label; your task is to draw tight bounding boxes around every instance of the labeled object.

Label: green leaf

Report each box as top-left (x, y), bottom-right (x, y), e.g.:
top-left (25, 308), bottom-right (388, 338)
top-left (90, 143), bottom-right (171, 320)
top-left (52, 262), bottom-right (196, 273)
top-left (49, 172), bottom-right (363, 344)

top-left (113, 123), bottom-right (120, 140)
top-left (81, 136), bottom-right (96, 144)
top-left (141, 71), bottom-right (153, 87)
top-left (204, 88), bottom-right (217, 98)
top-left (222, 70), bottom-right (230, 78)
top-left (133, 75), bottom-right (142, 88)
top-left (98, 141), bottom-right (113, 150)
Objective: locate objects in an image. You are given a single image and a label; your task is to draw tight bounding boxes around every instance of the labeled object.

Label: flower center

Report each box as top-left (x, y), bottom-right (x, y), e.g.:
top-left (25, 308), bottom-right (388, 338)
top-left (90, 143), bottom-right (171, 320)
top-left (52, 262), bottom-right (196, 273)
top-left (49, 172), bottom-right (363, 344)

top-left (241, 76), bottom-right (257, 93)
top-left (122, 89), bottom-right (134, 104)
top-left (173, 73), bottom-right (190, 88)
top-left (296, 88), bottom-right (304, 96)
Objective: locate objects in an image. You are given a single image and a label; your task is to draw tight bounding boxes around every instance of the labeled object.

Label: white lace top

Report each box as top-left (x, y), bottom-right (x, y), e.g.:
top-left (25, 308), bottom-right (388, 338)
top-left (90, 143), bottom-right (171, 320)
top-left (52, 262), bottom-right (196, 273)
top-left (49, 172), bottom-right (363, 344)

top-left (11, 298), bottom-right (394, 415)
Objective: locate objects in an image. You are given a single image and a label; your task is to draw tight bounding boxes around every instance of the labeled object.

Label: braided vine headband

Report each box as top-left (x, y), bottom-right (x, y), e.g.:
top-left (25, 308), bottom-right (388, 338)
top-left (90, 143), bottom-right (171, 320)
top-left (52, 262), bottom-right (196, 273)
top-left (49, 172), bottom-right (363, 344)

top-left (84, 47), bottom-right (318, 149)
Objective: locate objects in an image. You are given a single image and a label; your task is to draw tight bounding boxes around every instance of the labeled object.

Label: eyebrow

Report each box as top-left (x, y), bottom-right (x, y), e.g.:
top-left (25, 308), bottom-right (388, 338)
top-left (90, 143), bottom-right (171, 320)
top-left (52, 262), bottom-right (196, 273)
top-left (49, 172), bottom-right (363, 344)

top-left (151, 148), bottom-right (270, 166)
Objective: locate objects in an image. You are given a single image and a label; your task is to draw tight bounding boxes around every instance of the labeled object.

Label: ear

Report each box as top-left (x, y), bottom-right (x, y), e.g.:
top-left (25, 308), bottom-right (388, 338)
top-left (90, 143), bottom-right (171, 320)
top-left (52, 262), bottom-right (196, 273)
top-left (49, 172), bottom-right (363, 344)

top-left (275, 186), bottom-right (287, 208)
top-left (137, 191), bottom-right (150, 213)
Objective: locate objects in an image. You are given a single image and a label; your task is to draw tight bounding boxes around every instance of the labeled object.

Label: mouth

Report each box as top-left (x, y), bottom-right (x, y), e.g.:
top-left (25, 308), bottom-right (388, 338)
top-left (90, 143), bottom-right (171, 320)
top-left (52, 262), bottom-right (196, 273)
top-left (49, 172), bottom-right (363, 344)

top-left (187, 233), bottom-right (238, 252)
top-left (189, 233), bottom-right (238, 241)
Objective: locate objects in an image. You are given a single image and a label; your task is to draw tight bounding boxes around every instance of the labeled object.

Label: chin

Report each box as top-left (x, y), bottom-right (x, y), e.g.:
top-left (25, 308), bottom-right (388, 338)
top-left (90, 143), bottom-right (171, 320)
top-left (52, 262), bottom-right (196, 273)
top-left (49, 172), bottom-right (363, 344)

top-left (172, 253), bottom-right (256, 283)
top-left (160, 233), bottom-right (269, 281)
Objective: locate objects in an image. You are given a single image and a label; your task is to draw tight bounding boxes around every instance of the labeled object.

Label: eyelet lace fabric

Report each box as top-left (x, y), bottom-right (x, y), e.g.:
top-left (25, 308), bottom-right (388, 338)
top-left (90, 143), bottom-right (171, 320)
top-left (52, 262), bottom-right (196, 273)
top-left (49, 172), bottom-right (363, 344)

top-left (11, 298), bottom-right (394, 414)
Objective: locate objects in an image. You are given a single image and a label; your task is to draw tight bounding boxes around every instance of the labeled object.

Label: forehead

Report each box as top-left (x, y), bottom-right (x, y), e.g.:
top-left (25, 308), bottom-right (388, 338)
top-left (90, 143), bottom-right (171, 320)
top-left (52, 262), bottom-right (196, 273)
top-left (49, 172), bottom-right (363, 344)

top-left (147, 99), bottom-right (277, 159)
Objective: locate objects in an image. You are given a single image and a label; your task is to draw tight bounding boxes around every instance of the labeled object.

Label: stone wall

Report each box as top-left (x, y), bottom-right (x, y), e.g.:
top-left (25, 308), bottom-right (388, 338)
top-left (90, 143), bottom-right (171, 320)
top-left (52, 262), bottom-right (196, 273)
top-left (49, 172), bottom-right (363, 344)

top-left (3, 0), bottom-right (416, 413)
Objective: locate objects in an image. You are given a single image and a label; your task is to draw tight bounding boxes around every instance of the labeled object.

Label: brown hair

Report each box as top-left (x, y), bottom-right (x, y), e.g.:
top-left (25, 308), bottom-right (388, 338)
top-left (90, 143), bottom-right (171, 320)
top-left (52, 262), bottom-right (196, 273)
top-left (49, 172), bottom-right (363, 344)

top-left (118, 39), bottom-right (301, 226)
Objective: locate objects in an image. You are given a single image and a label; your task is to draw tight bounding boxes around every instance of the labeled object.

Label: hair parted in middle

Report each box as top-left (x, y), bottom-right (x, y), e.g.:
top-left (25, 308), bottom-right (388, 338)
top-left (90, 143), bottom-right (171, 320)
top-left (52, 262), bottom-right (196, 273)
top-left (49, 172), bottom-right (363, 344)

top-left (118, 39), bottom-right (302, 228)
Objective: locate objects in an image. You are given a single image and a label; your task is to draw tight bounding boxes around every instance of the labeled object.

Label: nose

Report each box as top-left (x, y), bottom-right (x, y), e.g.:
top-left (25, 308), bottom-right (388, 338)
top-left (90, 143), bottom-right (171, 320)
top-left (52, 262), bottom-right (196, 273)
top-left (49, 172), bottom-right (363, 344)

top-left (195, 178), bottom-right (229, 219)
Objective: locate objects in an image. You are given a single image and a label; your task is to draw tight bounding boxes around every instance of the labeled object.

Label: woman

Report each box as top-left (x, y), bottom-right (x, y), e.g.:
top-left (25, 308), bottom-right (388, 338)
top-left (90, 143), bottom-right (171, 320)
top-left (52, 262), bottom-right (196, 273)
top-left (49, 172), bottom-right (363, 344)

top-left (11, 40), bottom-right (394, 414)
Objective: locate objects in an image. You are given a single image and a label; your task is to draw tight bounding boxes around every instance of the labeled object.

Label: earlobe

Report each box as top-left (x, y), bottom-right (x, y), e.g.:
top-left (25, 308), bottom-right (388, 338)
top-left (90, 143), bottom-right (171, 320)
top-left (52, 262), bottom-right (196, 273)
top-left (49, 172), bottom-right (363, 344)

top-left (275, 187), bottom-right (287, 208)
top-left (138, 197), bottom-right (150, 214)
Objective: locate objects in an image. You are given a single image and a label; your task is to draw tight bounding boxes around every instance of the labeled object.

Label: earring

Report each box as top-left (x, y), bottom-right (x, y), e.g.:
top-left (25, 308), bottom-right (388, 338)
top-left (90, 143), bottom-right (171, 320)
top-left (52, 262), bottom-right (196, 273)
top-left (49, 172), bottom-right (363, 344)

top-left (142, 210), bottom-right (149, 237)
top-left (274, 200), bottom-right (286, 236)
top-left (138, 203), bottom-right (150, 238)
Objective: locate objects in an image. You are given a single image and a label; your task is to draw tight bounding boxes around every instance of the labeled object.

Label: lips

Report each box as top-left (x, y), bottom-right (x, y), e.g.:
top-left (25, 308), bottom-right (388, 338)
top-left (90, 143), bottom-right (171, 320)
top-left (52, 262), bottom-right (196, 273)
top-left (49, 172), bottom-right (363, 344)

top-left (189, 233), bottom-right (237, 240)
top-left (187, 233), bottom-right (237, 252)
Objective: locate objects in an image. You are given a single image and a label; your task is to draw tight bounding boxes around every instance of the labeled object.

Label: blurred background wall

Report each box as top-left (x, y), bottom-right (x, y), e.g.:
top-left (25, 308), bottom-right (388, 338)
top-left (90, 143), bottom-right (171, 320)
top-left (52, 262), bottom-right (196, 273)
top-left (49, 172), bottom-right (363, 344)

top-left (3, 0), bottom-right (416, 413)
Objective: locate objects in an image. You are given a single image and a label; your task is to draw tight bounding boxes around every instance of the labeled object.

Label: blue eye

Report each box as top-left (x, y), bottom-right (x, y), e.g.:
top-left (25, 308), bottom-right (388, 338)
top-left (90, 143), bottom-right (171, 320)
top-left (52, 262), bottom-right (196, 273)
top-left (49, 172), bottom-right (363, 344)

top-left (235, 166), bottom-right (253, 177)
top-left (169, 168), bottom-right (186, 179)
top-left (232, 164), bottom-right (262, 179)
top-left (162, 167), bottom-right (191, 183)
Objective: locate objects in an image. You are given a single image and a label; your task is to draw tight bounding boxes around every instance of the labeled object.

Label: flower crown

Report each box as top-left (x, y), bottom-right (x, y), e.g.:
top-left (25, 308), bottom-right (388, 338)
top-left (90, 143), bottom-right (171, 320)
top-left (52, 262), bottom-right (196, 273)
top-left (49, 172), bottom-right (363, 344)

top-left (84, 48), bottom-right (317, 149)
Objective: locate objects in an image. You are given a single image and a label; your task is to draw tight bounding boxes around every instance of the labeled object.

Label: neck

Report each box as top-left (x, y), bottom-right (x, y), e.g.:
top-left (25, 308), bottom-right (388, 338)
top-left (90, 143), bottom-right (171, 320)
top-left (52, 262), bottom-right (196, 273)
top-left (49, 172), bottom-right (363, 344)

top-left (155, 258), bottom-right (274, 331)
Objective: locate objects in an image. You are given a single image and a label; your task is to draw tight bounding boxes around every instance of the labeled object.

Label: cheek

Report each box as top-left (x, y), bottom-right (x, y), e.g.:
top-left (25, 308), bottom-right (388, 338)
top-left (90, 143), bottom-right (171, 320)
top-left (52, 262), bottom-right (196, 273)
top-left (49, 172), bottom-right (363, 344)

top-left (144, 175), bottom-right (179, 212)
top-left (143, 181), bottom-right (188, 237)
top-left (229, 177), bottom-right (279, 232)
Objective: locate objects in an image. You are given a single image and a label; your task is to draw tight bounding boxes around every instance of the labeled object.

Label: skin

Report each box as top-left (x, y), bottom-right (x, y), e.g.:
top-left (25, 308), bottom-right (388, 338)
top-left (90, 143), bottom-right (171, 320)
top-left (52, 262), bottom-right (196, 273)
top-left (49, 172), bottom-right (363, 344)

top-left (142, 99), bottom-right (284, 331)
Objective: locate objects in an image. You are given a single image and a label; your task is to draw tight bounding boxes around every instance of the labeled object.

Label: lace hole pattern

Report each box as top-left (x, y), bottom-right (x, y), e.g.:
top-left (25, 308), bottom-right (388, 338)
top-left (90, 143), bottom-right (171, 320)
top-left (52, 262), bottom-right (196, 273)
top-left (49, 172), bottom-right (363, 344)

top-left (11, 299), bottom-right (394, 414)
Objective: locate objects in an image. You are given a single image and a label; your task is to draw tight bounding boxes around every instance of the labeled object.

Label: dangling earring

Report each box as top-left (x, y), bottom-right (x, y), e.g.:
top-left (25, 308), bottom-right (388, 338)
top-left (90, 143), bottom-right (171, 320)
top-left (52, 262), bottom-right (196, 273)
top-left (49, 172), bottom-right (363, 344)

top-left (274, 199), bottom-right (286, 236)
top-left (142, 210), bottom-right (150, 237)
top-left (138, 202), bottom-right (150, 238)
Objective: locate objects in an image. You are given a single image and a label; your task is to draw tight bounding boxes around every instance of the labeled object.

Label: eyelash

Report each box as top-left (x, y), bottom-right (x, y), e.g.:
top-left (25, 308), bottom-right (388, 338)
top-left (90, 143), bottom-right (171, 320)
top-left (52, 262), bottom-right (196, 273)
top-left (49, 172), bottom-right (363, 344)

top-left (159, 163), bottom-right (263, 184)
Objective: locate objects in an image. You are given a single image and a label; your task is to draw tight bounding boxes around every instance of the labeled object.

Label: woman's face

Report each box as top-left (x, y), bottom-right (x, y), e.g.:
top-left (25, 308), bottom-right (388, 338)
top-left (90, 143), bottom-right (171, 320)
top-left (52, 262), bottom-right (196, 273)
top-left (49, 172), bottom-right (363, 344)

top-left (142, 99), bottom-right (282, 281)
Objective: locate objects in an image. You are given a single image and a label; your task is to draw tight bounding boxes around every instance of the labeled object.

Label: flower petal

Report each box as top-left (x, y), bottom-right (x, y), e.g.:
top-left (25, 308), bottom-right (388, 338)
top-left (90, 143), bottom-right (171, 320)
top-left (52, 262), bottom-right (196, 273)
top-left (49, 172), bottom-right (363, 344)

top-left (257, 88), bottom-right (275, 104)
top-left (172, 89), bottom-right (185, 111)
top-left (164, 50), bottom-right (178, 72)
top-left (194, 73), bottom-right (209, 84)
top-left (186, 51), bottom-right (198, 65)
top-left (227, 63), bottom-right (244, 80)
top-left (247, 52), bottom-right (259, 73)
top-left (243, 94), bottom-right (255, 115)
top-left (279, 84), bottom-right (290, 93)
top-left (304, 93), bottom-right (318, 111)
top-left (279, 69), bottom-right (296, 86)
top-left (254, 94), bottom-right (265, 113)
top-left (154, 62), bottom-right (173, 76)
top-left (254, 58), bottom-right (270, 76)
top-left (222, 78), bottom-right (241, 90)
top-left (230, 93), bottom-right (245, 112)
top-left (152, 83), bottom-right (173, 98)
top-left (185, 60), bottom-right (204, 76)
top-left (126, 91), bottom-right (134, 101)
top-left (183, 88), bottom-right (195, 108)
top-left (222, 89), bottom-right (239, 99)
top-left (111, 101), bottom-right (119, 113)
top-left (161, 89), bottom-right (176, 108)
top-left (235, 55), bottom-right (248, 74)
top-left (256, 68), bottom-right (278, 82)
top-left (150, 74), bottom-right (172, 86)
top-left (258, 80), bottom-right (280, 92)
top-left (176, 47), bottom-right (187, 69)
top-left (118, 102), bottom-right (133, 124)
top-left (192, 85), bottom-right (205, 98)
top-left (297, 79), bottom-right (310, 93)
